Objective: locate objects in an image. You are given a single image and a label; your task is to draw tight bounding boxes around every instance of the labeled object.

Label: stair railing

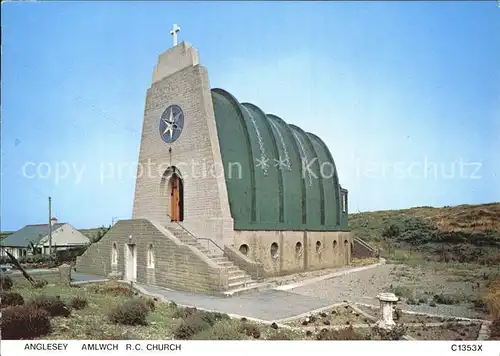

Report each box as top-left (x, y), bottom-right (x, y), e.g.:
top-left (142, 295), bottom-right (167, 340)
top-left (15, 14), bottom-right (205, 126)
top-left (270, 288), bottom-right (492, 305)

top-left (165, 214), bottom-right (224, 255)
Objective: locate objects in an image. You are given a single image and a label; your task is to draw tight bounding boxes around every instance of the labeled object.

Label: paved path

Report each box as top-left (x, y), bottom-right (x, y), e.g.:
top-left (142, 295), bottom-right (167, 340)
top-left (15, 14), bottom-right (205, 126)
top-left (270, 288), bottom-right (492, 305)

top-left (142, 285), bottom-right (333, 321)
top-left (72, 272), bottom-right (333, 321)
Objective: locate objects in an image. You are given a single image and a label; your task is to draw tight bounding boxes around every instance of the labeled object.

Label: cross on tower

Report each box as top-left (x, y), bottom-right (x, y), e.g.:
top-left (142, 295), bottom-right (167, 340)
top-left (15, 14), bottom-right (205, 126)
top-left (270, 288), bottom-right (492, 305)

top-left (170, 24), bottom-right (181, 47)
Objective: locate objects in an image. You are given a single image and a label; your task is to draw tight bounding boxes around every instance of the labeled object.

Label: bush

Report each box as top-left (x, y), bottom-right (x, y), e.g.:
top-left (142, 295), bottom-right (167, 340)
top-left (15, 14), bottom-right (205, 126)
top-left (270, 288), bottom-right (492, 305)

top-left (172, 308), bottom-right (231, 339)
top-left (485, 278), bottom-right (500, 319)
top-left (316, 326), bottom-right (367, 340)
top-left (173, 313), bottom-right (211, 340)
top-left (108, 299), bottom-right (150, 326)
top-left (27, 295), bottom-right (71, 317)
top-left (391, 285), bottom-right (413, 299)
top-left (238, 322), bottom-right (261, 338)
top-left (142, 297), bottom-right (155, 311)
top-left (433, 294), bottom-right (461, 305)
top-left (0, 273), bottom-right (13, 291)
top-left (172, 306), bottom-right (197, 319)
top-left (1, 305), bottom-right (52, 339)
top-left (193, 320), bottom-right (247, 340)
top-left (0, 292), bottom-right (24, 307)
top-left (32, 280), bottom-right (48, 289)
top-left (490, 319), bottom-right (500, 340)
top-left (69, 296), bottom-right (88, 310)
top-left (91, 283), bottom-right (133, 297)
top-left (373, 324), bottom-right (408, 340)
top-left (383, 224), bottom-right (400, 238)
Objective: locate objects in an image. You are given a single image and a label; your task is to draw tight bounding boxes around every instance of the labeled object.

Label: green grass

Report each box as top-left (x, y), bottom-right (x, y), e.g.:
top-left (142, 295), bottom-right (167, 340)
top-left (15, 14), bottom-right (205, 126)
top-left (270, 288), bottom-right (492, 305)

top-left (9, 282), bottom-right (301, 340)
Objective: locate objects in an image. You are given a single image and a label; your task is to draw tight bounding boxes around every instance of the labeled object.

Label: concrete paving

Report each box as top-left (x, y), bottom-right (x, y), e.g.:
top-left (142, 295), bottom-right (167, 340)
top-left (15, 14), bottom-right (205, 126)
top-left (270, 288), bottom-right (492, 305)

top-left (72, 272), bottom-right (332, 321)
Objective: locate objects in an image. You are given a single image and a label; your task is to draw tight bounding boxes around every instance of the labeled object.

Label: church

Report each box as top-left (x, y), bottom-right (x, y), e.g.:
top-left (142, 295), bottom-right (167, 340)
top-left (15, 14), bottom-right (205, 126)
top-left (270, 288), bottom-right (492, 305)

top-left (76, 26), bottom-right (358, 296)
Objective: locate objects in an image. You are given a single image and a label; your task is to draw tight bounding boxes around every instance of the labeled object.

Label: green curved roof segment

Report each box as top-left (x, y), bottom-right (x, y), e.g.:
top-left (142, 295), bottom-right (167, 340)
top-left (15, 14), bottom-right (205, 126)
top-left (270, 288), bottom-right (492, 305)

top-left (211, 88), bottom-right (349, 231)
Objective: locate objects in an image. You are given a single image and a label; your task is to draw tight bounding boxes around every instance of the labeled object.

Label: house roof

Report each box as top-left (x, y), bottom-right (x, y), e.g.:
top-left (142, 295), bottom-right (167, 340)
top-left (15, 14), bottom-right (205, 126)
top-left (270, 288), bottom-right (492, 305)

top-left (1, 223), bottom-right (64, 247)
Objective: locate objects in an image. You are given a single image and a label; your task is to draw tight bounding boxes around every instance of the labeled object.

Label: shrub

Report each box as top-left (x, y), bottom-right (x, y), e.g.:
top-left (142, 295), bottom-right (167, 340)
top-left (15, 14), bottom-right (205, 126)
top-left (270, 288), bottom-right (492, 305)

top-left (383, 224), bottom-right (400, 238)
top-left (1, 305), bottom-right (52, 339)
top-left (489, 319), bottom-right (500, 340)
top-left (485, 278), bottom-right (500, 319)
top-left (316, 327), bottom-right (367, 340)
top-left (69, 296), bottom-right (88, 310)
top-left (27, 295), bottom-right (71, 317)
top-left (406, 298), bottom-right (419, 305)
top-left (172, 306), bottom-right (197, 319)
top-left (108, 299), bottom-right (150, 326)
top-left (391, 286), bottom-right (413, 299)
top-left (0, 273), bottom-right (13, 291)
top-left (193, 320), bottom-right (247, 340)
top-left (238, 322), bottom-right (261, 338)
top-left (433, 294), bottom-right (460, 305)
top-left (33, 280), bottom-right (48, 289)
top-left (92, 283), bottom-right (133, 297)
top-left (143, 297), bottom-right (155, 311)
top-left (0, 292), bottom-right (24, 307)
top-left (373, 324), bottom-right (408, 340)
top-left (172, 308), bottom-right (231, 339)
top-left (173, 313), bottom-right (211, 340)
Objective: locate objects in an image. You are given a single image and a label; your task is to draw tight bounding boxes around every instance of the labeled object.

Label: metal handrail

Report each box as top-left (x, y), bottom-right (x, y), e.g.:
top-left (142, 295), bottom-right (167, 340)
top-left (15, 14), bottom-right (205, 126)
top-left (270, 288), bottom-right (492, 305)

top-left (165, 214), bottom-right (225, 254)
top-left (197, 238), bottom-right (225, 254)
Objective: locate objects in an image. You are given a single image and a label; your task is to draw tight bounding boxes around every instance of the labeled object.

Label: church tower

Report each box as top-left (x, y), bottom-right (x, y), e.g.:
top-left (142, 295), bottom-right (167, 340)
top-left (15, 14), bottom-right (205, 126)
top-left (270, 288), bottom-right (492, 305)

top-left (132, 26), bottom-right (234, 247)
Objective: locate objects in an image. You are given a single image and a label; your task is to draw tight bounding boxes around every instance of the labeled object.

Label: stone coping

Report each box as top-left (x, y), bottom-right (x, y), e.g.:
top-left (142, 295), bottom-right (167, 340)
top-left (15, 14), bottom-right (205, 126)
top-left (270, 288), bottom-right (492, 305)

top-left (352, 301), bottom-right (488, 323)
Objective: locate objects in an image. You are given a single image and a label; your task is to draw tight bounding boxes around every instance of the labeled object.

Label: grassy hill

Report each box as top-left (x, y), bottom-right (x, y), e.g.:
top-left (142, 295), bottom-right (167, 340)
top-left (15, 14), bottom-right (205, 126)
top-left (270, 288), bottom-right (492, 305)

top-left (349, 202), bottom-right (500, 265)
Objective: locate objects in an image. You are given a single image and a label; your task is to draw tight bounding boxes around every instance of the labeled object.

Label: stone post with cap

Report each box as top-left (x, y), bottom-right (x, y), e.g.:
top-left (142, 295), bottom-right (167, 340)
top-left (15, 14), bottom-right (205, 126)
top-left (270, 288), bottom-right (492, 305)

top-left (376, 292), bottom-right (399, 328)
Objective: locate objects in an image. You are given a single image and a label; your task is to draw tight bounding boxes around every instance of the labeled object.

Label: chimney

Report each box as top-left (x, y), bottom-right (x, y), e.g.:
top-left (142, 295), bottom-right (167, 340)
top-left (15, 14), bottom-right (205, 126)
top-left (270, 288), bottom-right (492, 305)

top-left (50, 217), bottom-right (58, 226)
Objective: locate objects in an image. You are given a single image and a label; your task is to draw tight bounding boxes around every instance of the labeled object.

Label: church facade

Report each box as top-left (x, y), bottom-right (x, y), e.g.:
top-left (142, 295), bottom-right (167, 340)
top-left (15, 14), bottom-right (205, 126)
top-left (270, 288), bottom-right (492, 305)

top-left (76, 38), bottom-right (353, 295)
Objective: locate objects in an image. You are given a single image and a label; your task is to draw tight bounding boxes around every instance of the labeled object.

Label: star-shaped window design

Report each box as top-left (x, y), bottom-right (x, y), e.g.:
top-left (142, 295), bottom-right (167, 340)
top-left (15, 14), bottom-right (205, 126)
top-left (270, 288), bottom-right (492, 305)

top-left (159, 105), bottom-right (184, 143)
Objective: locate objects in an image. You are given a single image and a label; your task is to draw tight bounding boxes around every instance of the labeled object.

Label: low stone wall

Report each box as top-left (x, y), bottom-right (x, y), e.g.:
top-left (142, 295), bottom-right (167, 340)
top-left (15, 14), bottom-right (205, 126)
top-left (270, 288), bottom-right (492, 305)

top-left (352, 237), bottom-right (378, 259)
top-left (7, 268), bottom-right (69, 286)
top-left (224, 245), bottom-right (264, 280)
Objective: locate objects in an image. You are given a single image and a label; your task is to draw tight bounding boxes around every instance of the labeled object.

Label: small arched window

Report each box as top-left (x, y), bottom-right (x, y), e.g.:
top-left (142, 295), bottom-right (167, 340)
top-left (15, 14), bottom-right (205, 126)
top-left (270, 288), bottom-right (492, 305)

top-left (147, 244), bottom-right (155, 268)
top-left (111, 243), bottom-right (118, 265)
top-left (239, 244), bottom-right (249, 256)
top-left (270, 242), bottom-right (279, 259)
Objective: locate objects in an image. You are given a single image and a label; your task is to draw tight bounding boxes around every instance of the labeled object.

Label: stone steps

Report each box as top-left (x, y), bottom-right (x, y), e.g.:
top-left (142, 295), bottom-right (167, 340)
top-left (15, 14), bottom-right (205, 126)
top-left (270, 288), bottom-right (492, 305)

top-left (163, 223), bottom-right (260, 296)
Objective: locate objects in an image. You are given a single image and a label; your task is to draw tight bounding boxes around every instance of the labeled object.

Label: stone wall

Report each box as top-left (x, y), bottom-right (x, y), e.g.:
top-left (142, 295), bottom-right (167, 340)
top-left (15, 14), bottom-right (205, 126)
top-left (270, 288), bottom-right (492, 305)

top-left (352, 237), bottom-right (379, 259)
top-left (7, 269), bottom-right (63, 286)
top-left (76, 219), bottom-right (229, 295)
top-left (232, 230), bottom-right (353, 277)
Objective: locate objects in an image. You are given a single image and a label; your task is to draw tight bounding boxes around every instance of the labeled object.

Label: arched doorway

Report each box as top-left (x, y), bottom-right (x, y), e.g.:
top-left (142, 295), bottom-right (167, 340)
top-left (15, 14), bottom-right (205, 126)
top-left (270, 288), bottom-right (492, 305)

top-left (169, 173), bottom-right (184, 222)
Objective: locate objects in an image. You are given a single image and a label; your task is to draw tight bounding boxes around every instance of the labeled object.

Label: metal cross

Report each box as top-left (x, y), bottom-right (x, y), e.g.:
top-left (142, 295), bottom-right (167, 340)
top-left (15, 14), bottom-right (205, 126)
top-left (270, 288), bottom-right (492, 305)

top-left (170, 24), bottom-right (181, 47)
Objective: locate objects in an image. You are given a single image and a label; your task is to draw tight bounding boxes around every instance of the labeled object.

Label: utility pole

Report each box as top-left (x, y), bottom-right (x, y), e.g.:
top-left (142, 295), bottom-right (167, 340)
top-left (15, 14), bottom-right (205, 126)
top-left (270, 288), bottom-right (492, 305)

top-left (48, 197), bottom-right (52, 257)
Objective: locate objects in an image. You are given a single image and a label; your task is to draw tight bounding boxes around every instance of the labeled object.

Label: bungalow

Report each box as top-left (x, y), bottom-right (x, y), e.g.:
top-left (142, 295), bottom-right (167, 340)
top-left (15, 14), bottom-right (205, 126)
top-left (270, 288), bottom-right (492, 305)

top-left (0, 218), bottom-right (90, 258)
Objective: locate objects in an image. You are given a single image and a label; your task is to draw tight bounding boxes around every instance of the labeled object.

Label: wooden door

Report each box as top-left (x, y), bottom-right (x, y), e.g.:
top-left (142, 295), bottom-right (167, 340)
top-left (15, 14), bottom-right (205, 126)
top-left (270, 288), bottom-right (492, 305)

top-left (171, 175), bottom-right (180, 221)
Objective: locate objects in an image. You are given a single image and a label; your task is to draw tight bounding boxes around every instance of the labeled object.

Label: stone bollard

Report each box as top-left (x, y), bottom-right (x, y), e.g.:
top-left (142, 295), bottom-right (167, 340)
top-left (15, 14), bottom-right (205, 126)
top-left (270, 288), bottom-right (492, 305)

top-left (58, 263), bottom-right (72, 285)
top-left (376, 292), bottom-right (399, 329)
